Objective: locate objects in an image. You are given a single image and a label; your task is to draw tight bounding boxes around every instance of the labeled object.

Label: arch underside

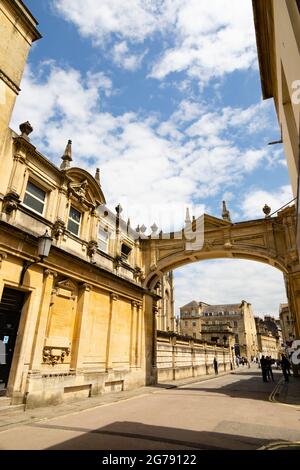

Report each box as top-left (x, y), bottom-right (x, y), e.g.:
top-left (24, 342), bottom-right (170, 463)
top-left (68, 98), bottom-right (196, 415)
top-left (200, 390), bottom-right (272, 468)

top-left (145, 247), bottom-right (287, 290)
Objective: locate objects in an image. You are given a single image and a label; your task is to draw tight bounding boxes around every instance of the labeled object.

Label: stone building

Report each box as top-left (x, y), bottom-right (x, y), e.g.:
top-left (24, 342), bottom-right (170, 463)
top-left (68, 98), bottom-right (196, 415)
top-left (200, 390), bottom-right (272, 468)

top-left (253, 0), bottom-right (300, 198)
top-left (180, 300), bottom-right (259, 360)
top-left (156, 271), bottom-right (175, 332)
top-left (255, 316), bottom-right (282, 359)
top-left (252, 0), bottom-right (300, 279)
top-left (179, 300), bottom-right (203, 339)
top-left (0, 0), bottom-right (162, 408)
top-left (280, 303), bottom-right (296, 345)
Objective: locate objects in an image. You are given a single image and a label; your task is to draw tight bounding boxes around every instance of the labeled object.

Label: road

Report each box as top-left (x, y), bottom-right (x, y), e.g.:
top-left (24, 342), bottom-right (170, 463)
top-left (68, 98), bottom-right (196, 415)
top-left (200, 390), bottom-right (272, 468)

top-left (0, 368), bottom-right (299, 450)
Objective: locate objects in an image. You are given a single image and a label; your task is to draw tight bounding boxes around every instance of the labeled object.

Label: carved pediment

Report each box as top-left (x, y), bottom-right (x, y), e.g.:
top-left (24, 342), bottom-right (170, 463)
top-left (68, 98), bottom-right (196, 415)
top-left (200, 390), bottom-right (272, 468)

top-left (54, 278), bottom-right (78, 297)
top-left (66, 167), bottom-right (106, 208)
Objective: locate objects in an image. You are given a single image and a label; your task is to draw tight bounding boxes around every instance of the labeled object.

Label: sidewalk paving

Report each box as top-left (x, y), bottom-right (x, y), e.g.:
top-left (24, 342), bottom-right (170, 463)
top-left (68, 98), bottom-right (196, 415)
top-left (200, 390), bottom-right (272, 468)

top-left (275, 375), bottom-right (300, 407)
top-left (0, 370), bottom-right (231, 432)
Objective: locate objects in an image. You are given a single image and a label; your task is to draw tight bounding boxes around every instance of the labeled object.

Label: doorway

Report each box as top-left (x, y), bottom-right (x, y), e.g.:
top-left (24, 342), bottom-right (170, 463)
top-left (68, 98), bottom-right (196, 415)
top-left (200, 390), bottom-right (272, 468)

top-left (0, 288), bottom-right (25, 394)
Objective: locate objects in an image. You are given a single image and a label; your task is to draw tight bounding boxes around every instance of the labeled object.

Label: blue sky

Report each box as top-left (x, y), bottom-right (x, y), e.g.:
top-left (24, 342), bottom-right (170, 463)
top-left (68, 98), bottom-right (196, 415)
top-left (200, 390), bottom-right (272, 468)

top-left (12, 0), bottom-right (292, 315)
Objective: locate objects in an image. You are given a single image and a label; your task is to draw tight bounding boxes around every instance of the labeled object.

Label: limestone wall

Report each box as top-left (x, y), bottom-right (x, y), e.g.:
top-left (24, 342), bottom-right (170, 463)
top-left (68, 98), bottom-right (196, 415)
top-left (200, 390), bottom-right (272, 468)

top-left (156, 331), bottom-right (233, 382)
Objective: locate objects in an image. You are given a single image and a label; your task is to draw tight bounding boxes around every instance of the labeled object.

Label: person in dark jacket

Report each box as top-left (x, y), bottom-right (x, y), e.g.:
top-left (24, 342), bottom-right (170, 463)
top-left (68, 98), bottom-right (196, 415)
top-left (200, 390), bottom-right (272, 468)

top-left (266, 356), bottom-right (274, 382)
top-left (260, 355), bottom-right (268, 382)
top-left (213, 357), bottom-right (218, 375)
top-left (281, 354), bottom-right (291, 382)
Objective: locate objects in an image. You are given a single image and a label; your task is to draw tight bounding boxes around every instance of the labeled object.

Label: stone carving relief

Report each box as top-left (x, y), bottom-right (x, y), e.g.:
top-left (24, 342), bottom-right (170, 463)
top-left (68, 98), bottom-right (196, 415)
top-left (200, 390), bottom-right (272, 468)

top-left (43, 346), bottom-right (70, 366)
top-left (52, 219), bottom-right (66, 239)
top-left (2, 191), bottom-right (20, 214)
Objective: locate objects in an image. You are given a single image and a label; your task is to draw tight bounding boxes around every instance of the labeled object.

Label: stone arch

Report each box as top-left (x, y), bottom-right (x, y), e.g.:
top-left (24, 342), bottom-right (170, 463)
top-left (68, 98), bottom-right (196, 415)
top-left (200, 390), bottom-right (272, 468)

top-left (140, 208), bottom-right (300, 337)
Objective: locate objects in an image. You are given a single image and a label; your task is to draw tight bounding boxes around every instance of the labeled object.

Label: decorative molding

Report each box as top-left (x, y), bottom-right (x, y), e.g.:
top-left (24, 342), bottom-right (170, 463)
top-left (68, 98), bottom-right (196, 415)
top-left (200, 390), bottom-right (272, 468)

top-left (42, 346), bottom-right (70, 366)
top-left (110, 293), bottom-right (119, 301)
top-left (0, 251), bottom-right (7, 267)
top-left (52, 219), bottom-right (66, 239)
top-left (80, 283), bottom-right (91, 292)
top-left (2, 191), bottom-right (21, 214)
top-left (87, 240), bottom-right (98, 259)
top-left (44, 269), bottom-right (58, 279)
top-left (0, 68), bottom-right (20, 95)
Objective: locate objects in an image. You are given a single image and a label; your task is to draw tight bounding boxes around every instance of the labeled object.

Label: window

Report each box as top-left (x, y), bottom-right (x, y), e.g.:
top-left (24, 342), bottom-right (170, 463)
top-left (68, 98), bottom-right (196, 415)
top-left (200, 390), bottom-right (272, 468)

top-left (121, 243), bottom-right (132, 261)
top-left (192, 321), bottom-right (196, 327)
top-left (98, 228), bottom-right (109, 253)
top-left (297, 0), bottom-right (300, 14)
top-left (23, 181), bottom-right (46, 215)
top-left (193, 333), bottom-right (196, 339)
top-left (185, 321), bottom-right (188, 327)
top-left (68, 206), bottom-right (81, 236)
top-left (234, 321), bottom-right (238, 328)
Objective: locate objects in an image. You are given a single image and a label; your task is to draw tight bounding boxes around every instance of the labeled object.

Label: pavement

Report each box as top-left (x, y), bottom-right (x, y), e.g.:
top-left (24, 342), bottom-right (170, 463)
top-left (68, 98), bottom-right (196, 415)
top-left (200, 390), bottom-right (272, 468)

top-left (0, 367), bottom-right (299, 450)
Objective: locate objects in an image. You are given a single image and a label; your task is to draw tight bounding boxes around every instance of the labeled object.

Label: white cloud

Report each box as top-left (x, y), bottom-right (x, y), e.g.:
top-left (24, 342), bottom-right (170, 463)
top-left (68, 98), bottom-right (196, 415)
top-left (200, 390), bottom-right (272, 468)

top-left (11, 63), bottom-right (278, 231)
top-left (53, 0), bottom-right (166, 43)
top-left (241, 185), bottom-right (294, 220)
top-left (174, 259), bottom-right (287, 316)
top-left (112, 41), bottom-right (146, 71)
top-left (53, 0), bottom-right (257, 82)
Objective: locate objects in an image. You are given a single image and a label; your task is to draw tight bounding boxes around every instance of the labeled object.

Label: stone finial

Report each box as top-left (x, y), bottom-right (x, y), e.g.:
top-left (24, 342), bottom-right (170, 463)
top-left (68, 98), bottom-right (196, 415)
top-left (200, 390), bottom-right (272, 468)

top-left (263, 204), bottom-right (271, 218)
top-left (60, 140), bottom-right (72, 170)
top-left (126, 218), bottom-right (131, 235)
top-left (19, 121), bottom-right (33, 141)
top-left (140, 224), bottom-right (147, 234)
top-left (115, 204), bottom-right (123, 215)
top-left (185, 208), bottom-right (191, 225)
top-left (151, 222), bottom-right (158, 234)
top-left (95, 168), bottom-right (101, 185)
top-left (222, 201), bottom-right (231, 223)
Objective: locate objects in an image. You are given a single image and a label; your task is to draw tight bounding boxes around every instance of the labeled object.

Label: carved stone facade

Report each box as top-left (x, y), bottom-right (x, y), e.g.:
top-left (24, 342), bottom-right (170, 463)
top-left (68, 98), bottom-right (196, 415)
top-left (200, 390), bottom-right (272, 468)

top-left (0, 1), bottom-right (156, 408)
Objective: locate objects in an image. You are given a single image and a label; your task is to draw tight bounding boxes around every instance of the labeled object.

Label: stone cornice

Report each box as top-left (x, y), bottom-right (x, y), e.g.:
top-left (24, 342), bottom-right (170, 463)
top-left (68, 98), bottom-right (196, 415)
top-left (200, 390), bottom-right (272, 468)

top-left (2, 0), bottom-right (42, 43)
top-left (0, 68), bottom-right (20, 95)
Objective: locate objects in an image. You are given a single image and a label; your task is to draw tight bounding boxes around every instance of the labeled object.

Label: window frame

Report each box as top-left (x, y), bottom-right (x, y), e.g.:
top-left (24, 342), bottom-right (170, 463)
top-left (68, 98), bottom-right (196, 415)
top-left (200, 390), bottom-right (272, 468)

top-left (23, 180), bottom-right (47, 216)
top-left (98, 227), bottom-right (109, 253)
top-left (121, 242), bottom-right (132, 261)
top-left (67, 205), bottom-right (82, 237)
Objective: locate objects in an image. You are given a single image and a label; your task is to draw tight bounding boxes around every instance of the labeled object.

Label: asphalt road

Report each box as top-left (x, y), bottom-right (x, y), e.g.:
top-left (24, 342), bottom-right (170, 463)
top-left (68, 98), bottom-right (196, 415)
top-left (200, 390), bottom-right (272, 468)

top-left (0, 368), bottom-right (299, 450)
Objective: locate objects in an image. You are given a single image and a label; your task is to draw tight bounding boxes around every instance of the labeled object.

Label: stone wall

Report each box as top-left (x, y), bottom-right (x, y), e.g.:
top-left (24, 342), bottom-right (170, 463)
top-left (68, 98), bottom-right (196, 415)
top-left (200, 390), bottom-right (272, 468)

top-left (156, 331), bottom-right (233, 382)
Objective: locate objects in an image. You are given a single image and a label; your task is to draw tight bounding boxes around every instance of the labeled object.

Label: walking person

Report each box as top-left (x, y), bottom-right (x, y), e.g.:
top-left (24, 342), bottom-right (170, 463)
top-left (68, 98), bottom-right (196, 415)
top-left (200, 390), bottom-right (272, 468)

top-left (281, 354), bottom-right (291, 382)
top-left (213, 357), bottom-right (218, 375)
top-left (260, 355), bottom-right (268, 382)
top-left (266, 356), bottom-right (274, 382)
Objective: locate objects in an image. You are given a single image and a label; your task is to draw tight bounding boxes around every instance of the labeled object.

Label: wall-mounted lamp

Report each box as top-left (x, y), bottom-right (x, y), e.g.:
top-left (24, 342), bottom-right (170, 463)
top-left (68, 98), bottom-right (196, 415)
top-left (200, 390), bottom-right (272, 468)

top-left (19, 229), bottom-right (53, 285)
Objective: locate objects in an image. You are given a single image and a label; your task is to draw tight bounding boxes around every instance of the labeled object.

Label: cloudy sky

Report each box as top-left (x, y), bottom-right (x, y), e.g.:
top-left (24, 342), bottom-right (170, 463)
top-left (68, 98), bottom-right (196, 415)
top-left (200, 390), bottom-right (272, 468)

top-left (13, 0), bottom-right (291, 316)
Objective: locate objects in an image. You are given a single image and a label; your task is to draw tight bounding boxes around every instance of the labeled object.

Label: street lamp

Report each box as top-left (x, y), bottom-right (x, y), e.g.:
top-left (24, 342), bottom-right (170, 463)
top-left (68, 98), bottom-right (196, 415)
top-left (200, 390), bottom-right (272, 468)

top-left (20, 229), bottom-right (53, 285)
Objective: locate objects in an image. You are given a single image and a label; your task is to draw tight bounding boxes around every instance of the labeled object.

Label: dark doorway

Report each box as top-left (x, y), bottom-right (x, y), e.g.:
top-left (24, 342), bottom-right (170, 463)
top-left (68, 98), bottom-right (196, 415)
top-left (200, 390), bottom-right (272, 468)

top-left (0, 288), bottom-right (25, 393)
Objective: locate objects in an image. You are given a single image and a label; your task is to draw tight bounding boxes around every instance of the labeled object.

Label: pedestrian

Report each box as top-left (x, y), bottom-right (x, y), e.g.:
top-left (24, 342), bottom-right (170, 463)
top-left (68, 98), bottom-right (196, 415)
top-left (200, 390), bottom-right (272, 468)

top-left (213, 357), bottom-right (218, 375)
top-left (281, 354), bottom-right (291, 382)
top-left (266, 356), bottom-right (274, 382)
top-left (260, 355), bottom-right (268, 382)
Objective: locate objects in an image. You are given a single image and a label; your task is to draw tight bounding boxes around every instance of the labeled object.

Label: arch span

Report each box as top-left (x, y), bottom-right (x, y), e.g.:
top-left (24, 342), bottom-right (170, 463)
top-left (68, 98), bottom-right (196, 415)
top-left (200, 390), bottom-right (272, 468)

top-left (140, 206), bottom-right (300, 336)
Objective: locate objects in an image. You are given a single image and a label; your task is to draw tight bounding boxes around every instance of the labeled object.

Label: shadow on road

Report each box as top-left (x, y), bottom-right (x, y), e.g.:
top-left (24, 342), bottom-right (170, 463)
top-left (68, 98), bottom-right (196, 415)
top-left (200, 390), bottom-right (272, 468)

top-left (173, 372), bottom-right (282, 401)
top-left (28, 420), bottom-right (282, 450)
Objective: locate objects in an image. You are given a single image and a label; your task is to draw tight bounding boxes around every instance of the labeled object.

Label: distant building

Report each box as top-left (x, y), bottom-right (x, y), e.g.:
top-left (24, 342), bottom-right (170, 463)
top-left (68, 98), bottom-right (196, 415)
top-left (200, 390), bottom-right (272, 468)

top-left (280, 303), bottom-right (296, 345)
top-left (180, 300), bottom-right (258, 360)
top-left (255, 316), bottom-right (282, 359)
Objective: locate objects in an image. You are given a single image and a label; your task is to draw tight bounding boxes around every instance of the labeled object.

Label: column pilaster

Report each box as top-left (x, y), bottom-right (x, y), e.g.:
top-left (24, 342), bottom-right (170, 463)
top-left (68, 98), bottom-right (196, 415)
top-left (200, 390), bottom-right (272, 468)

top-left (105, 293), bottom-right (119, 371)
top-left (29, 269), bottom-right (57, 372)
top-left (71, 283), bottom-right (92, 372)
